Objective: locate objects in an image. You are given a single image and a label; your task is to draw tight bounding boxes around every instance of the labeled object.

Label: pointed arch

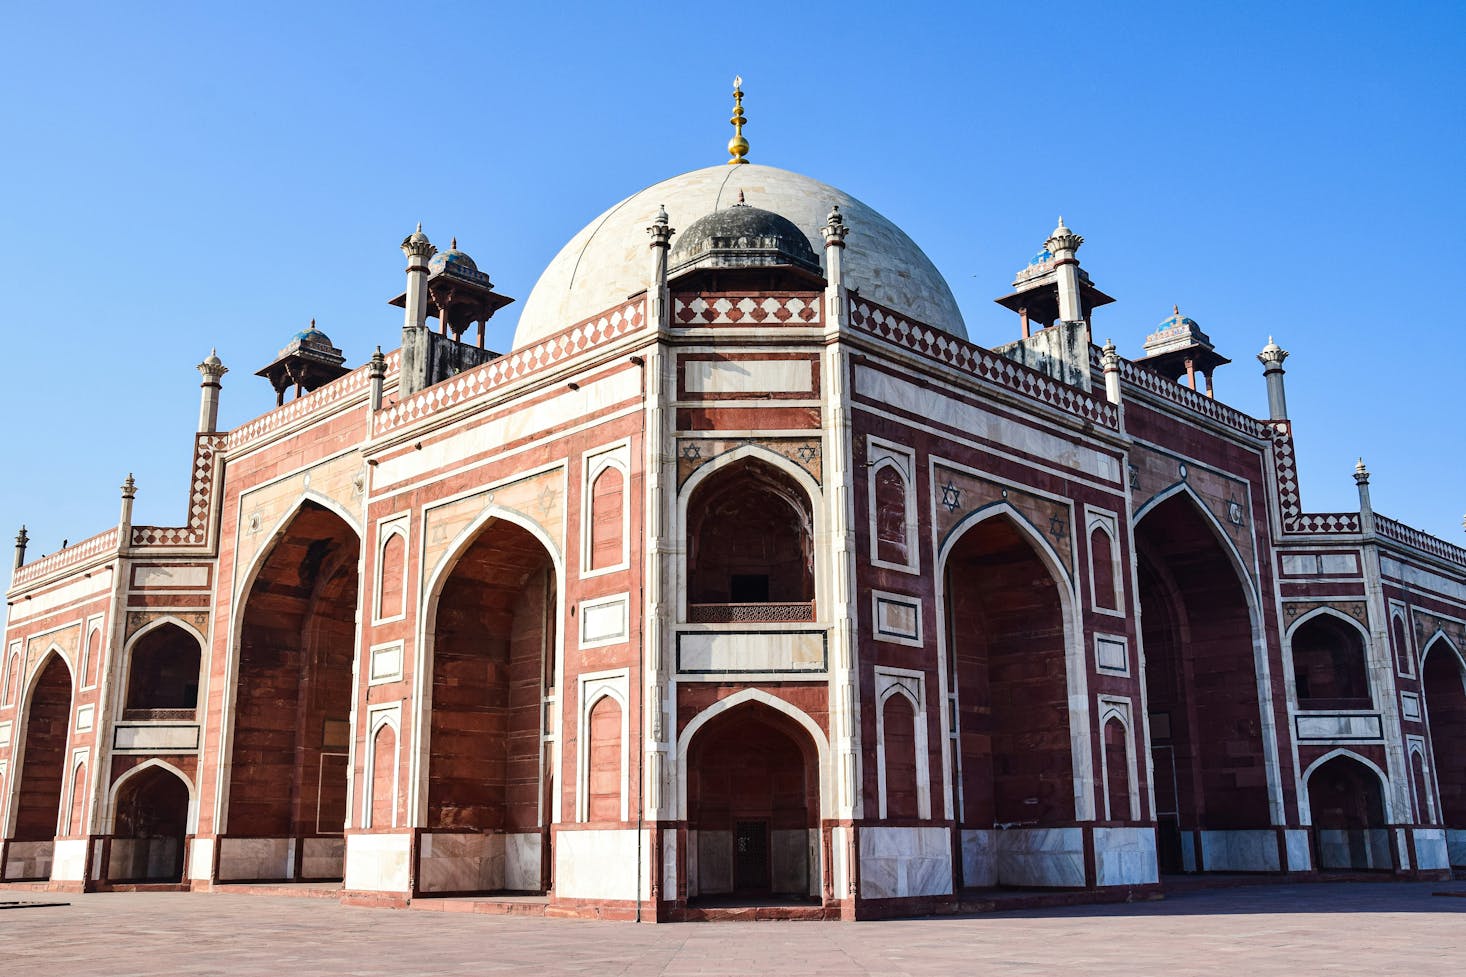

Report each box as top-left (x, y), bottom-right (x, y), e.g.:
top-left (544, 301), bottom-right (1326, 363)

top-left (6, 650), bottom-right (75, 842)
top-left (936, 500), bottom-right (1092, 827)
top-left (121, 616), bottom-right (206, 713)
top-left (1300, 748), bottom-right (1395, 823)
top-left (1134, 481), bottom-right (1259, 604)
top-left (414, 502), bottom-right (565, 828)
top-left (107, 758), bottom-right (197, 834)
top-left (1285, 607), bottom-right (1373, 709)
top-left (675, 688), bottom-right (831, 821)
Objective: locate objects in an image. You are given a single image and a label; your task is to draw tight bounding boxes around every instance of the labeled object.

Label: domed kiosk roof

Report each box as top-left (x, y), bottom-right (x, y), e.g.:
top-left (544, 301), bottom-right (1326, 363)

top-left (513, 163), bottom-right (967, 348)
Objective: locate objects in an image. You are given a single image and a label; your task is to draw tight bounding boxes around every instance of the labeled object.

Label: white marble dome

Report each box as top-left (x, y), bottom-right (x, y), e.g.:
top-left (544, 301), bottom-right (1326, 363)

top-left (512, 163), bottom-right (967, 348)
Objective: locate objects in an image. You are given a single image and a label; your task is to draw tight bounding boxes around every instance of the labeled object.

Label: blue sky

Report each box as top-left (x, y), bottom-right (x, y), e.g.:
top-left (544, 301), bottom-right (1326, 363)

top-left (2, 1), bottom-right (1463, 607)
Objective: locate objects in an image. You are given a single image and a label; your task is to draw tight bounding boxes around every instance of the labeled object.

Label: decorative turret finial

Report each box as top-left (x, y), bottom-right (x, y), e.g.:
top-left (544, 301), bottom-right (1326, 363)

top-left (450, 237), bottom-right (457, 250)
top-left (369, 346), bottom-right (387, 377)
top-left (1045, 216), bottom-right (1083, 254)
top-left (727, 75), bottom-right (750, 165)
top-left (402, 222), bottom-right (436, 260)
top-left (1257, 335), bottom-right (1289, 366)
top-left (821, 205), bottom-right (849, 248)
top-left (1173, 304), bottom-right (1180, 316)
top-left (13, 525), bottom-right (27, 570)
top-left (1354, 458), bottom-right (1370, 485)
top-left (647, 205), bottom-right (675, 248)
top-left (121, 473), bottom-right (136, 499)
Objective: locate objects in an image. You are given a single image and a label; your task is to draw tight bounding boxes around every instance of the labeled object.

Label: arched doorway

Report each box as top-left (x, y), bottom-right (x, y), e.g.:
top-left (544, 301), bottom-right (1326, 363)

top-left (6, 653), bottom-right (74, 880)
top-left (125, 622), bottom-right (202, 715)
top-left (1136, 493), bottom-right (1270, 873)
top-left (223, 500), bottom-right (359, 882)
top-left (109, 765), bottom-right (191, 883)
top-left (943, 512), bottom-right (1075, 888)
top-left (686, 701), bottom-right (819, 902)
top-left (1421, 638), bottom-right (1466, 861)
top-left (1290, 614), bottom-right (1371, 710)
top-left (1306, 754), bottom-right (1389, 870)
top-left (422, 516), bottom-right (556, 895)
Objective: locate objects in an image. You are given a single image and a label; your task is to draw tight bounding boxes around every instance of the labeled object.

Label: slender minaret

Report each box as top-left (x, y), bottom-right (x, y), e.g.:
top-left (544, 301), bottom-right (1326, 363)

top-left (822, 205), bottom-right (849, 326)
top-left (1046, 217), bottom-right (1085, 323)
top-left (119, 474), bottom-right (136, 539)
top-left (368, 346), bottom-right (387, 411)
top-left (1101, 338), bottom-right (1123, 405)
top-left (1354, 458), bottom-right (1374, 535)
top-left (647, 205), bottom-right (674, 328)
top-left (1258, 337), bottom-right (1289, 420)
top-left (401, 223), bottom-right (436, 331)
top-left (13, 525), bottom-right (28, 570)
top-left (197, 349), bottom-right (228, 433)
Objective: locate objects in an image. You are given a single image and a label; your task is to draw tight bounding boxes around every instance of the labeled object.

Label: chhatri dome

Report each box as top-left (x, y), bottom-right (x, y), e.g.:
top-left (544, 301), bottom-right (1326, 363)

top-left (513, 81), bottom-right (966, 348)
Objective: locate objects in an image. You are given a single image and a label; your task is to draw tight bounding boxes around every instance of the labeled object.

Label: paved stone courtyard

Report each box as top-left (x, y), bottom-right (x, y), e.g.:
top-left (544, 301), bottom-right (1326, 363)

top-left (6, 880), bottom-right (1465, 976)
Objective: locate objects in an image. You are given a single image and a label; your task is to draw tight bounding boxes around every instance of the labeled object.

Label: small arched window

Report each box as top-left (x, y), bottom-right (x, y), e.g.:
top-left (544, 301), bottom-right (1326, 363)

top-left (371, 722), bottom-right (397, 828)
top-left (882, 692), bottom-right (919, 820)
top-left (588, 466), bottom-right (625, 571)
top-left (587, 695), bottom-right (623, 822)
top-left (84, 629), bottom-right (103, 688)
top-left (125, 624), bottom-right (202, 712)
top-left (1392, 615), bottom-right (1412, 677)
top-left (1291, 614), bottom-right (1371, 709)
top-left (687, 459), bottom-right (814, 621)
top-left (1090, 527), bottom-right (1118, 611)
top-left (67, 761), bottom-right (87, 837)
top-left (378, 531), bottom-right (406, 620)
top-left (874, 465), bottom-right (909, 566)
top-left (1103, 717), bottom-right (1132, 821)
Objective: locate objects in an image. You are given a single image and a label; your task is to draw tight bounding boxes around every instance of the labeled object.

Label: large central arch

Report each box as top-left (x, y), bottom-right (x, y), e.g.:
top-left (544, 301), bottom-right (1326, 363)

top-left (1422, 635), bottom-right (1466, 864)
top-left (417, 512), bottom-right (559, 896)
top-left (939, 505), bottom-right (1086, 888)
top-left (1135, 489), bottom-right (1276, 873)
top-left (221, 498), bottom-right (360, 882)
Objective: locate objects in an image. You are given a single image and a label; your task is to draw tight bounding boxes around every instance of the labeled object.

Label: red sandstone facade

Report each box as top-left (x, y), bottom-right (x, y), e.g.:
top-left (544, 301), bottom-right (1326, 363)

top-left (3, 161), bottom-right (1465, 921)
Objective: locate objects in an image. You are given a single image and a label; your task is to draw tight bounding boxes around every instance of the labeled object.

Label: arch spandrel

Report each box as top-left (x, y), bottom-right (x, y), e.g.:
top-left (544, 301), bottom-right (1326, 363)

top-left (1282, 601), bottom-right (1371, 634)
top-left (932, 464), bottom-right (1074, 577)
top-left (419, 467), bottom-right (567, 598)
top-left (1130, 446), bottom-right (1256, 573)
top-left (232, 455), bottom-right (368, 586)
top-left (125, 610), bottom-right (210, 644)
top-left (676, 437), bottom-right (822, 489)
top-left (23, 626), bottom-right (80, 687)
top-left (1413, 610), bottom-right (1466, 668)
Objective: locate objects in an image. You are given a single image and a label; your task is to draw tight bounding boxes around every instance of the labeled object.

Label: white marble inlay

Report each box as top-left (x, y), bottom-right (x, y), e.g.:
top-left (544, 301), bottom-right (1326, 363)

top-left (1284, 829), bottom-right (1312, 871)
top-left (684, 359), bottom-right (813, 395)
top-left (133, 564), bottom-right (210, 588)
top-left (189, 837), bottom-right (215, 881)
top-left (1401, 692), bottom-right (1422, 721)
top-left (369, 642), bottom-right (403, 683)
top-left (1095, 635), bottom-right (1128, 674)
top-left (1199, 830), bottom-right (1280, 872)
top-left (75, 704), bottom-right (95, 732)
top-left (344, 832), bottom-right (411, 892)
top-left (859, 826), bottom-right (953, 899)
top-left (50, 839), bottom-right (89, 882)
top-left (580, 595), bottom-right (629, 646)
top-left (555, 829), bottom-right (648, 901)
top-left (1294, 713), bottom-right (1383, 741)
top-left (1093, 827), bottom-right (1158, 886)
top-left (1414, 828), bottom-right (1449, 870)
top-left (113, 724), bottom-right (200, 752)
top-left (1447, 828), bottom-right (1466, 868)
top-left (677, 630), bottom-right (826, 676)
top-left (993, 828), bottom-right (1086, 888)
top-left (9, 569), bottom-right (112, 622)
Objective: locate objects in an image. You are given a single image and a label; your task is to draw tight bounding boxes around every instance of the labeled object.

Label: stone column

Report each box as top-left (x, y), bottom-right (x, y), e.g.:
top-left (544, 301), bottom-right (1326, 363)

top-left (1258, 338), bottom-right (1289, 420)
top-left (1101, 339), bottom-right (1123, 406)
top-left (647, 206), bottom-right (674, 330)
top-left (367, 347), bottom-right (387, 412)
top-left (821, 206), bottom-right (848, 323)
top-left (1355, 458), bottom-right (1375, 536)
top-left (13, 525), bottom-right (27, 570)
top-left (401, 224), bottom-right (436, 331)
top-left (1045, 218), bottom-right (1085, 324)
top-left (119, 474), bottom-right (136, 538)
top-left (196, 350), bottom-right (228, 434)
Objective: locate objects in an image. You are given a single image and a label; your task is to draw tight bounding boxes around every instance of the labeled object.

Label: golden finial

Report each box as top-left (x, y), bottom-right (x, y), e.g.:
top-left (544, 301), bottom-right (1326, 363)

top-left (727, 75), bottom-right (749, 165)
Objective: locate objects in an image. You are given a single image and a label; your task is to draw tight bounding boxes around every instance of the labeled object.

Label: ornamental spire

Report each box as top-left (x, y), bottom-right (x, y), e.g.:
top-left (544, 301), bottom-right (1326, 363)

top-left (727, 75), bottom-right (749, 165)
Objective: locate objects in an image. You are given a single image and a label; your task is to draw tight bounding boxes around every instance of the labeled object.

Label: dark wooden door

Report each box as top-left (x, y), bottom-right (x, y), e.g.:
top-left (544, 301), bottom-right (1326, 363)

top-left (734, 820), bottom-right (769, 892)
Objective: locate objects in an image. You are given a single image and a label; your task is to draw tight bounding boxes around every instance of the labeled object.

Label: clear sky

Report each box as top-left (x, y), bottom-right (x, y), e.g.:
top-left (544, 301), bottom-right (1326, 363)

top-left (2, 1), bottom-right (1463, 616)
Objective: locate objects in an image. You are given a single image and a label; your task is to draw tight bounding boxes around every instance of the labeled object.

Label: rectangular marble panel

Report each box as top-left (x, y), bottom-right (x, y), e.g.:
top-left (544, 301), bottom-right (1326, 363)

top-left (1180, 831), bottom-right (1197, 873)
top-left (1093, 827), bottom-right (1158, 886)
top-left (1199, 830), bottom-right (1280, 872)
top-left (113, 724), bottom-right (200, 752)
top-left (4, 840), bottom-right (53, 880)
top-left (419, 832), bottom-right (503, 892)
top-left (1315, 829), bottom-right (1391, 870)
top-left (994, 828), bottom-right (1086, 888)
top-left (1284, 829), bottom-right (1312, 871)
top-left (217, 837), bottom-right (292, 881)
top-left (581, 596), bottom-right (628, 645)
top-left (0, 721), bottom-right (11, 748)
top-left (662, 831), bottom-right (678, 899)
top-left (677, 630), bottom-right (826, 676)
top-left (133, 564), bottom-right (211, 589)
top-left (370, 642), bottom-right (403, 682)
top-left (51, 838), bottom-right (89, 882)
top-left (874, 594), bottom-right (921, 643)
top-left (75, 704), bottom-right (95, 732)
top-left (771, 829), bottom-right (810, 895)
top-left (108, 837), bottom-right (181, 882)
top-left (1280, 554), bottom-right (1319, 575)
top-left (1447, 829), bottom-right (1466, 868)
top-left (684, 359), bottom-right (813, 395)
top-left (189, 837), bottom-right (215, 881)
top-left (1401, 692), bottom-right (1422, 721)
top-left (344, 832), bottom-right (411, 893)
top-left (859, 826), bottom-right (953, 899)
top-left (696, 829), bottom-right (732, 895)
top-left (300, 837), bottom-right (345, 880)
top-left (1318, 553), bottom-right (1359, 575)
top-left (1294, 713), bottom-right (1383, 741)
top-left (504, 833), bottom-right (541, 891)
top-left (1095, 635), bottom-right (1128, 674)
top-left (1414, 828), bottom-right (1449, 870)
top-left (555, 829), bottom-right (647, 901)
top-left (829, 826), bottom-right (848, 898)
top-left (960, 829), bottom-right (996, 888)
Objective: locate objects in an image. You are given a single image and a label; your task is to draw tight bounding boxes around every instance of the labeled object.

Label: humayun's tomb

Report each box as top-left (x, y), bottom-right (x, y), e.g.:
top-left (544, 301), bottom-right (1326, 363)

top-left (3, 82), bottom-right (1465, 920)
